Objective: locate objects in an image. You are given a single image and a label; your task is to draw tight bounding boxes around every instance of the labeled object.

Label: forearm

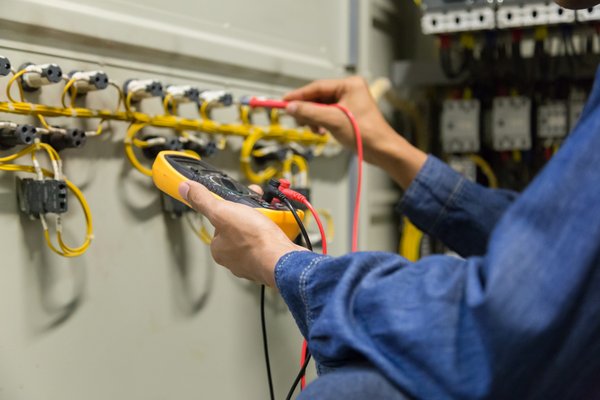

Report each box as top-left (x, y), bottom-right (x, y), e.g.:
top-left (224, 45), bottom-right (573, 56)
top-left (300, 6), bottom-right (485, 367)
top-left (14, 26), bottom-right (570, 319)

top-left (366, 129), bottom-right (427, 190)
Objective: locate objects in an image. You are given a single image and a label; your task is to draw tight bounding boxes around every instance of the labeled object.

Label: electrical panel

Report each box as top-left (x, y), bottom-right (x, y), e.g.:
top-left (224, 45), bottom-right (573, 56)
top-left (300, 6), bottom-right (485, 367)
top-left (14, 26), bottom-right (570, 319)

top-left (490, 96), bottom-right (532, 151)
top-left (441, 99), bottom-right (480, 153)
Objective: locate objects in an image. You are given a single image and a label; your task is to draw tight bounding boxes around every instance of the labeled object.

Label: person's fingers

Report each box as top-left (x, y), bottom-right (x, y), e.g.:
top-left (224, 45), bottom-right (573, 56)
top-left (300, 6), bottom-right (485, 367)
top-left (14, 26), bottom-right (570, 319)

top-left (180, 181), bottom-right (222, 224)
top-left (286, 101), bottom-right (346, 132)
top-left (249, 184), bottom-right (263, 196)
top-left (283, 79), bottom-right (342, 102)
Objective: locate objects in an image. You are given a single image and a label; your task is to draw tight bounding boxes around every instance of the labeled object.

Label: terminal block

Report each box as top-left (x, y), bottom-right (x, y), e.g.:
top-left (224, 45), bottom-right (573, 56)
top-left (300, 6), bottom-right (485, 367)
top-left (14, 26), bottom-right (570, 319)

top-left (0, 55), bottom-right (11, 76)
top-left (441, 99), bottom-right (480, 154)
top-left (17, 178), bottom-right (68, 217)
top-left (123, 79), bottom-right (163, 102)
top-left (199, 90), bottom-right (233, 107)
top-left (537, 102), bottom-right (568, 139)
top-left (0, 123), bottom-right (37, 149)
top-left (420, 0), bottom-right (494, 34)
top-left (496, 0), bottom-right (574, 28)
top-left (165, 85), bottom-right (201, 104)
top-left (19, 62), bottom-right (63, 92)
top-left (42, 128), bottom-right (87, 151)
top-left (576, 5), bottom-right (600, 22)
top-left (489, 96), bottom-right (532, 151)
top-left (69, 70), bottom-right (109, 94)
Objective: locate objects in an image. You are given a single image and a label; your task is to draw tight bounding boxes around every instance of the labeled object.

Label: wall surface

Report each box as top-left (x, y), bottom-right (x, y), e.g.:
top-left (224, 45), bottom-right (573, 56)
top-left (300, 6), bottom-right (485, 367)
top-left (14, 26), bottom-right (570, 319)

top-left (0, 1), bottom-right (355, 399)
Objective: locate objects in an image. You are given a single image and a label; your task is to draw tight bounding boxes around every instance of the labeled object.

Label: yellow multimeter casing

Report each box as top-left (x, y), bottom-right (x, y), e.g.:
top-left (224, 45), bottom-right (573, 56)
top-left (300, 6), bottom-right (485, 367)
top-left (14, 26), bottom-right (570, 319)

top-left (152, 150), bottom-right (304, 240)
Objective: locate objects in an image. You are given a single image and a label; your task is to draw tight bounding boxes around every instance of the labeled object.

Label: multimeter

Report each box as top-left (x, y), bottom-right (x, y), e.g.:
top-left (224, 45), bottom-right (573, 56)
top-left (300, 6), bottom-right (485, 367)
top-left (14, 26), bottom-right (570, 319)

top-left (152, 151), bottom-right (304, 240)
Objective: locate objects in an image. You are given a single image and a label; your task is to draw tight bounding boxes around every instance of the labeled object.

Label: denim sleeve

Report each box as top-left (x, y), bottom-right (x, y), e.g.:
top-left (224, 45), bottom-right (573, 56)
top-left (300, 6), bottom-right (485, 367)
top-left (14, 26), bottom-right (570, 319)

top-left (399, 156), bottom-right (518, 257)
top-left (275, 104), bottom-right (600, 399)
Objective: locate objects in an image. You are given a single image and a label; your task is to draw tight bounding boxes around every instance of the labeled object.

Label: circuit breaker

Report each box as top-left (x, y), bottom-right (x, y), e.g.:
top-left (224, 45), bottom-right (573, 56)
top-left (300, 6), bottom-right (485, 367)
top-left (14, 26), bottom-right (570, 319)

top-left (490, 96), bottom-right (532, 151)
top-left (441, 99), bottom-right (480, 153)
top-left (537, 101), bottom-right (568, 139)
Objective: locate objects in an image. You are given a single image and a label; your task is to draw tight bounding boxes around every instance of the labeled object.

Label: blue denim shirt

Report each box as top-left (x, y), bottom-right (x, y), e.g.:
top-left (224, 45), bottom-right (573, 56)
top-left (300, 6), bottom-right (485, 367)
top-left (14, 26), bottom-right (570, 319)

top-left (275, 70), bottom-right (600, 399)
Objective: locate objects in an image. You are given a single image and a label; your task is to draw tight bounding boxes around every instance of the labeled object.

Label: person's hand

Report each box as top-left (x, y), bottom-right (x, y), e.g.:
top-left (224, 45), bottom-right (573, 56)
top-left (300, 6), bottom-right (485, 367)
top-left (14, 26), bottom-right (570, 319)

top-left (179, 181), bottom-right (307, 287)
top-left (284, 76), bottom-right (398, 164)
top-left (284, 76), bottom-right (427, 189)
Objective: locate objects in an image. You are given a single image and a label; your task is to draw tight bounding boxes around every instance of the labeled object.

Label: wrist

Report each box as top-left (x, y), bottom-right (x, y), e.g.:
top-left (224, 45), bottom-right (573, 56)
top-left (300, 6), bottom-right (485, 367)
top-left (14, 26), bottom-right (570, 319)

top-left (259, 242), bottom-right (308, 287)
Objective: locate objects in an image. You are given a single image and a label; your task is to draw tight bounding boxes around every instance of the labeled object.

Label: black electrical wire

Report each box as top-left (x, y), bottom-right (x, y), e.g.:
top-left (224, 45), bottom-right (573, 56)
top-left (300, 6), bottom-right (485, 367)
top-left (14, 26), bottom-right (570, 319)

top-left (285, 353), bottom-right (312, 400)
top-left (281, 197), bottom-right (312, 251)
top-left (261, 285), bottom-right (275, 400)
top-left (260, 194), bottom-right (313, 400)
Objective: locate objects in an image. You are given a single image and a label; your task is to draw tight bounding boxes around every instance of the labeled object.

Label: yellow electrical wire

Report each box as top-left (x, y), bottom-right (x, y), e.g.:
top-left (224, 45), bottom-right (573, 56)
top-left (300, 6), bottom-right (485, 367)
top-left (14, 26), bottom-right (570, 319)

top-left (6, 69), bottom-right (26, 103)
top-left (124, 122), bottom-right (153, 176)
top-left (125, 91), bottom-right (136, 115)
top-left (282, 154), bottom-right (309, 187)
top-left (399, 217), bottom-right (424, 262)
top-left (240, 128), bottom-right (280, 184)
top-left (185, 213), bottom-right (213, 245)
top-left (163, 93), bottom-right (176, 116)
top-left (0, 145), bottom-right (93, 257)
top-left (468, 154), bottom-right (499, 189)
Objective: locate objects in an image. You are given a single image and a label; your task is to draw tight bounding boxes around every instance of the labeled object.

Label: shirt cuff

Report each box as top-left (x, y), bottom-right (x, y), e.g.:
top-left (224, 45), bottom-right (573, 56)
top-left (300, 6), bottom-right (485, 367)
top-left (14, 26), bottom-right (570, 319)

top-left (397, 155), bottom-right (465, 237)
top-left (275, 250), bottom-right (329, 338)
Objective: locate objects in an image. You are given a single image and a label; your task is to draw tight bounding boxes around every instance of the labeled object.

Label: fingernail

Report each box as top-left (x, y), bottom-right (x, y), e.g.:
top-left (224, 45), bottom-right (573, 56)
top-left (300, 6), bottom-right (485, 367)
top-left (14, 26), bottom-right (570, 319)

top-left (178, 181), bottom-right (191, 201)
top-left (286, 102), bottom-right (298, 114)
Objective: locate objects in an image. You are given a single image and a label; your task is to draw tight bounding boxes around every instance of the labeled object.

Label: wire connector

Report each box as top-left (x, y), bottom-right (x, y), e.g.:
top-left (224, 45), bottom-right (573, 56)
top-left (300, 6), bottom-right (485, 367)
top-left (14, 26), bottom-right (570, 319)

top-left (198, 90), bottom-right (233, 107)
top-left (19, 62), bottom-right (63, 91)
top-left (69, 70), bottom-right (110, 93)
top-left (41, 128), bottom-right (87, 151)
top-left (165, 85), bottom-right (201, 104)
top-left (123, 78), bottom-right (164, 102)
top-left (0, 122), bottom-right (37, 149)
top-left (0, 55), bottom-right (11, 77)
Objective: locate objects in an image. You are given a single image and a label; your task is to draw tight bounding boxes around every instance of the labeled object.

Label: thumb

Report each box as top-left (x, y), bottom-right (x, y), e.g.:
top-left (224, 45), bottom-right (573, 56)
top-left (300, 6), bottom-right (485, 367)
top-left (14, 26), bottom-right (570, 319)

top-left (179, 181), bottom-right (221, 224)
top-left (286, 101), bottom-right (344, 131)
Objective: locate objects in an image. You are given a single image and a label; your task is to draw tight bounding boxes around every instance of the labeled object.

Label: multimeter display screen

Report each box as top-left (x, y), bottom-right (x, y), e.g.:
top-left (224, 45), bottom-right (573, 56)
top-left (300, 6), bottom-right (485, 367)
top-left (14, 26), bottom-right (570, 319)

top-left (166, 154), bottom-right (283, 210)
